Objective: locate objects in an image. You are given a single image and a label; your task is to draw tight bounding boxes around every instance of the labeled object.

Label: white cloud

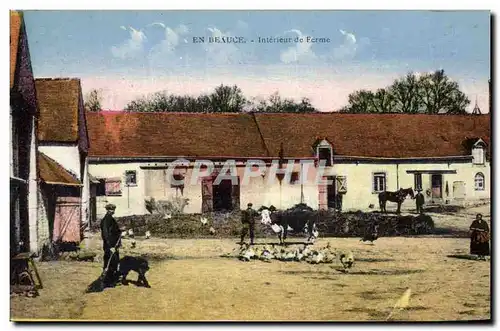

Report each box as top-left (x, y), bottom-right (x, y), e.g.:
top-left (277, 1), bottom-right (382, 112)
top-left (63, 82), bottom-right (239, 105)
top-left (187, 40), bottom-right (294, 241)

top-left (204, 26), bottom-right (242, 65)
top-left (149, 22), bottom-right (166, 29)
top-left (148, 23), bottom-right (190, 66)
top-left (111, 26), bottom-right (147, 60)
top-left (280, 29), bottom-right (317, 64)
top-left (332, 29), bottom-right (369, 61)
top-left (119, 25), bottom-right (127, 31)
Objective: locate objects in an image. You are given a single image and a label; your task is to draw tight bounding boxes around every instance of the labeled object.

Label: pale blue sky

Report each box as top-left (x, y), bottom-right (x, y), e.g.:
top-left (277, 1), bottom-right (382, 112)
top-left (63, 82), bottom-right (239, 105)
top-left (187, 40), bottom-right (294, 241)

top-left (22, 10), bottom-right (491, 111)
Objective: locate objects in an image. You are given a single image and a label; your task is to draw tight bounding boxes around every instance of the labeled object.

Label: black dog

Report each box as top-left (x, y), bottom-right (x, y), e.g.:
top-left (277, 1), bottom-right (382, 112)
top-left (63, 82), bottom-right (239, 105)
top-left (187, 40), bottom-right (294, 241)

top-left (118, 256), bottom-right (151, 288)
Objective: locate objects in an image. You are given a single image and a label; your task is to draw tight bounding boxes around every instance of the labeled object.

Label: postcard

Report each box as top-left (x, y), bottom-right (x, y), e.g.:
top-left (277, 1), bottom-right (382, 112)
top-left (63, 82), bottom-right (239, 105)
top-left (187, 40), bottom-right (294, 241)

top-left (10, 9), bottom-right (491, 322)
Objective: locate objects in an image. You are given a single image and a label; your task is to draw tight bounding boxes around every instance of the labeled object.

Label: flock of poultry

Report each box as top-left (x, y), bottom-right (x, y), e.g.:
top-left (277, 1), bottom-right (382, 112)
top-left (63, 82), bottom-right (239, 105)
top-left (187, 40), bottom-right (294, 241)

top-left (234, 242), bottom-right (355, 272)
top-left (119, 214), bottom-right (377, 273)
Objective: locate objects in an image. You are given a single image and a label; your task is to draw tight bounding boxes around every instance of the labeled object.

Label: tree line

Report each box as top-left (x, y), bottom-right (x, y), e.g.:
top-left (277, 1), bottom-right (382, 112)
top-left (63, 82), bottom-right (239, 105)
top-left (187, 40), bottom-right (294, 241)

top-left (84, 69), bottom-right (473, 114)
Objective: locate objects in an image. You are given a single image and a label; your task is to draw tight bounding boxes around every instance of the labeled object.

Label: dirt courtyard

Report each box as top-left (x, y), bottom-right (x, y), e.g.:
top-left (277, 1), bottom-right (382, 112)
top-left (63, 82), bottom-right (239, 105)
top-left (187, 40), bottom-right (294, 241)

top-left (11, 234), bottom-right (490, 322)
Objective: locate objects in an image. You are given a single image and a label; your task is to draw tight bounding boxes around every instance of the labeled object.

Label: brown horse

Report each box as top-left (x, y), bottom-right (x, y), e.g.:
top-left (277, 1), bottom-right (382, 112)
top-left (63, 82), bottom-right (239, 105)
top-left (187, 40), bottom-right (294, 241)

top-left (378, 188), bottom-right (415, 214)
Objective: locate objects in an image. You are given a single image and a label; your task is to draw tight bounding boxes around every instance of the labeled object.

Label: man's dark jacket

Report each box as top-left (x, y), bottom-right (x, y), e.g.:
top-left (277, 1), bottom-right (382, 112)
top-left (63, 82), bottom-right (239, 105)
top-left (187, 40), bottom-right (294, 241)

top-left (100, 213), bottom-right (121, 248)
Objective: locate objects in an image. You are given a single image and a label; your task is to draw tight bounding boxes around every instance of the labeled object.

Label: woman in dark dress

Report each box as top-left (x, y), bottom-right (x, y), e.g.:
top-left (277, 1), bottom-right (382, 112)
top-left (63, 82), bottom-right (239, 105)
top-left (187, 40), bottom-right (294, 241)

top-left (469, 213), bottom-right (490, 260)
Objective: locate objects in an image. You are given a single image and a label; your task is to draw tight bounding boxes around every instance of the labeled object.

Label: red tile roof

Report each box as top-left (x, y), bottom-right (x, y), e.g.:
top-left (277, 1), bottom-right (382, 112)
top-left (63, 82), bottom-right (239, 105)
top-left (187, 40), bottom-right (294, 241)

top-left (254, 113), bottom-right (491, 158)
top-left (38, 152), bottom-right (81, 186)
top-left (86, 112), bottom-right (490, 159)
top-left (10, 11), bottom-right (21, 89)
top-left (35, 78), bottom-right (82, 142)
top-left (86, 112), bottom-right (270, 158)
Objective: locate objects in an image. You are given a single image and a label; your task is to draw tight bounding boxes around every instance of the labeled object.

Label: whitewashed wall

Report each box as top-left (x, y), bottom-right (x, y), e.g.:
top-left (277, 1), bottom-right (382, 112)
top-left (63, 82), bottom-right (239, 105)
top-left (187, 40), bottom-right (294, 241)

top-left (39, 145), bottom-right (80, 177)
top-left (89, 159), bottom-right (490, 217)
top-left (27, 118), bottom-right (39, 253)
top-left (333, 160), bottom-right (491, 212)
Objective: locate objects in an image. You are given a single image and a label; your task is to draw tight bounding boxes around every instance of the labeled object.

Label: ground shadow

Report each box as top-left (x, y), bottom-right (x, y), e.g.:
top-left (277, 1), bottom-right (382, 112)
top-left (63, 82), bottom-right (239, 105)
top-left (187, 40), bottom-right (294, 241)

top-left (235, 241), bottom-right (313, 246)
top-left (331, 268), bottom-right (425, 276)
top-left (446, 254), bottom-right (484, 261)
top-left (282, 268), bottom-right (424, 276)
top-left (355, 257), bottom-right (395, 262)
top-left (344, 307), bottom-right (388, 319)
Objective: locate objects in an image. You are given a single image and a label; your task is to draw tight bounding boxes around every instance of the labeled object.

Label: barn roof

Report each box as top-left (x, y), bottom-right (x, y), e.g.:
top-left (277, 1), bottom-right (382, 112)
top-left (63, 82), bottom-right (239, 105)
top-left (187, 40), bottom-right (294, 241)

top-left (253, 113), bottom-right (491, 159)
top-left (38, 152), bottom-right (81, 186)
top-left (86, 111), bottom-right (490, 160)
top-left (35, 78), bottom-right (82, 142)
top-left (10, 11), bottom-right (21, 90)
top-left (86, 111), bottom-right (270, 158)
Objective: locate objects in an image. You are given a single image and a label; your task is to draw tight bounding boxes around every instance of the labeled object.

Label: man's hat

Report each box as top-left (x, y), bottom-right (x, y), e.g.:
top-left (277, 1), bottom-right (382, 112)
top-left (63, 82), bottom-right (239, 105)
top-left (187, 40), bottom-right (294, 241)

top-left (105, 203), bottom-right (116, 211)
top-left (247, 203), bottom-right (253, 207)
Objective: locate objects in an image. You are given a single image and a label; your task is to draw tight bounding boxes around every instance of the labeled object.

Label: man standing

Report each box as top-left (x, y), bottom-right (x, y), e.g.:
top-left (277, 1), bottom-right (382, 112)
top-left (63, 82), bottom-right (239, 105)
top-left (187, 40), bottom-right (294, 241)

top-left (415, 190), bottom-right (425, 214)
top-left (100, 204), bottom-right (121, 286)
top-left (240, 203), bottom-right (258, 245)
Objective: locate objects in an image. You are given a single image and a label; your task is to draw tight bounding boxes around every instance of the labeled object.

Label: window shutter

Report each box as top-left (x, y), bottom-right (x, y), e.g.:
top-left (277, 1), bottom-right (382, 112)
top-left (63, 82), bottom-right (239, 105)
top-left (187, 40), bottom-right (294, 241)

top-left (336, 176), bottom-right (347, 192)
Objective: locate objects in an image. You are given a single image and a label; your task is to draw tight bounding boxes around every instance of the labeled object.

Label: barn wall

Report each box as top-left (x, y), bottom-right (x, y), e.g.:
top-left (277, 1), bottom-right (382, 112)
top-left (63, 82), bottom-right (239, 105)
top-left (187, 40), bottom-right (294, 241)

top-left (331, 160), bottom-right (491, 212)
top-left (89, 158), bottom-right (490, 217)
top-left (38, 145), bottom-right (80, 177)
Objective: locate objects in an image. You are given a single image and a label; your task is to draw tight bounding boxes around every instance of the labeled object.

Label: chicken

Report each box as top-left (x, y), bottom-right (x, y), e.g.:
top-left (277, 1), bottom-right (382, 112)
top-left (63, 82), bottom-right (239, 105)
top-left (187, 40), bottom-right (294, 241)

top-left (128, 228), bottom-right (135, 238)
top-left (209, 226), bottom-right (216, 235)
top-left (145, 230), bottom-right (151, 239)
top-left (200, 217), bottom-right (208, 225)
top-left (121, 231), bottom-right (127, 238)
top-left (260, 249), bottom-right (273, 263)
top-left (164, 213), bottom-right (172, 220)
top-left (130, 239), bottom-right (137, 249)
top-left (239, 245), bottom-right (255, 262)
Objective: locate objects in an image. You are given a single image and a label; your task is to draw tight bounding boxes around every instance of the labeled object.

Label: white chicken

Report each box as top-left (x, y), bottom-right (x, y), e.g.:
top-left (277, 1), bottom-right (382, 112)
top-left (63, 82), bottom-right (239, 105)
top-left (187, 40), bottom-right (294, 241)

top-left (259, 246), bottom-right (273, 262)
top-left (128, 228), bottom-right (134, 238)
top-left (121, 231), bottom-right (127, 238)
top-left (145, 230), bottom-right (151, 239)
top-left (209, 226), bottom-right (216, 235)
top-left (164, 213), bottom-right (172, 220)
top-left (200, 217), bottom-right (208, 225)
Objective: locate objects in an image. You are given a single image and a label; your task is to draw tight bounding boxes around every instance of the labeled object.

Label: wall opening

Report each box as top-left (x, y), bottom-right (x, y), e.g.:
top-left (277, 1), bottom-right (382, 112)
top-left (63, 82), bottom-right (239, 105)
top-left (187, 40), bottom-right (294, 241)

top-left (213, 178), bottom-right (239, 212)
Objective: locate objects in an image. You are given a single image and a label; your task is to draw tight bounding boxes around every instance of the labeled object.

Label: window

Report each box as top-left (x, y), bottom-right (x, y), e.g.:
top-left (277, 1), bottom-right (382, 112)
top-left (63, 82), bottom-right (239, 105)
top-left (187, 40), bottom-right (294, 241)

top-left (475, 172), bottom-right (485, 191)
top-left (105, 178), bottom-right (122, 196)
top-left (373, 173), bottom-right (386, 193)
top-left (472, 146), bottom-right (485, 165)
top-left (125, 170), bottom-right (137, 186)
top-left (318, 147), bottom-right (332, 166)
top-left (414, 173), bottom-right (422, 191)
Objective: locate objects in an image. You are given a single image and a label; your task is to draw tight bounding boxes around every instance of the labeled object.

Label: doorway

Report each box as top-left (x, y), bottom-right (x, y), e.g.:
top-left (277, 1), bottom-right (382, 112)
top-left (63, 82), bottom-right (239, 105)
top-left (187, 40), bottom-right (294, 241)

top-left (431, 174), bottom-right (443, 199)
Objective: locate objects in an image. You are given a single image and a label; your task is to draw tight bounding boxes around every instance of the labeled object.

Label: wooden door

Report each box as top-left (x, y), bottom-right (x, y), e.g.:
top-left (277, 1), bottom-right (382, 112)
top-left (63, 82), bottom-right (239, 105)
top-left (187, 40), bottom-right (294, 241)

top-left (453, 181), bottom-right (466, 200)
top-left (431, 174), bottom-right (442, 198)
top-left (53, 196), bottom-right (81, 243)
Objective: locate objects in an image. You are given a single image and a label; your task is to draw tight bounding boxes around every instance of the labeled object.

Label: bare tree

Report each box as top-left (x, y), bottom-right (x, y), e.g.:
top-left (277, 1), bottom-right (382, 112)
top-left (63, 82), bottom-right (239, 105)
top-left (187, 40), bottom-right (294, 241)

top-left (84, 89), bottom-right (103, 112)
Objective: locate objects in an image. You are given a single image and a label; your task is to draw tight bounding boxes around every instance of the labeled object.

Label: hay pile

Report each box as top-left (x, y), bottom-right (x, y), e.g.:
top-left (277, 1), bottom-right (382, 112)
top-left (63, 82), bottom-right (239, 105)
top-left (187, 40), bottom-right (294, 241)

top-left (316, 211), bottom-right (435, 237)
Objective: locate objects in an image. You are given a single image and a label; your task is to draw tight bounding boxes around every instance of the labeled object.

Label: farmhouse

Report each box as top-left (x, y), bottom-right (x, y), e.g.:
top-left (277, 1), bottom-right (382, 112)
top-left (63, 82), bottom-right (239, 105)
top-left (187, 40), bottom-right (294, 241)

top-left (35, 78), bottom-right (91, 247)
top-left (86, 111), bottom-right (490, 220)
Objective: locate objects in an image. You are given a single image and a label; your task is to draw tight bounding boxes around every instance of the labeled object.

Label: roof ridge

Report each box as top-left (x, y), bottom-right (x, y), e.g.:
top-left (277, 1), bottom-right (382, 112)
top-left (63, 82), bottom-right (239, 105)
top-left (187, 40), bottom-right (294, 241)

top-left (35, 77), bottom-right (81, 82)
